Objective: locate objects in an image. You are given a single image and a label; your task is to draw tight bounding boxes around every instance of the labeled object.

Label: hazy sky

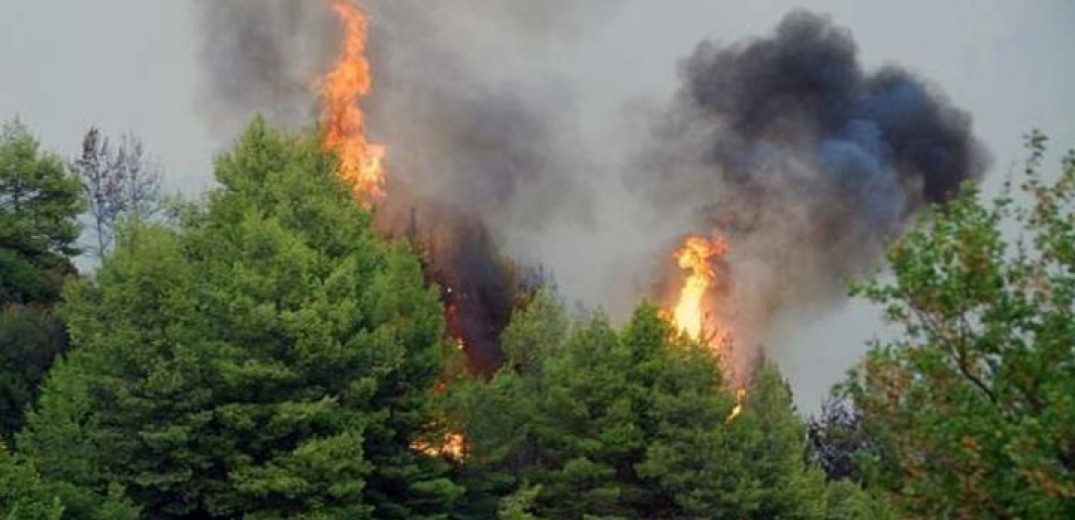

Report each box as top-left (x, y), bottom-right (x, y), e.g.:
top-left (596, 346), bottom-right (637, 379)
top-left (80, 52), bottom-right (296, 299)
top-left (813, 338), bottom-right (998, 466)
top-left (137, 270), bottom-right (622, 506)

top-left (2, 0), bottom-right (1073, 409)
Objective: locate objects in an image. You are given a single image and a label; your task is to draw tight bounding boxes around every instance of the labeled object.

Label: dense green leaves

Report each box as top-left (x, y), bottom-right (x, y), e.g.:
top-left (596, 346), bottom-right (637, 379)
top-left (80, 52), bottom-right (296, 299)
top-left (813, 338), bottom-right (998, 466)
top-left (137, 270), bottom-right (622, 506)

top-left (9, 114), bottom-right (1044, 518)
top-left (17, 118), bottom-right (457, 518)
top-left (453, 292), bottom-right (872, 519)
top-left (1, 443), bottom-right (65, 520)
top-left (0, 121), bottom-right (83, 285)
top-left (843, 133), bottom-right (1075, 518)
top-left (0, 120), bottom-right (83, 440)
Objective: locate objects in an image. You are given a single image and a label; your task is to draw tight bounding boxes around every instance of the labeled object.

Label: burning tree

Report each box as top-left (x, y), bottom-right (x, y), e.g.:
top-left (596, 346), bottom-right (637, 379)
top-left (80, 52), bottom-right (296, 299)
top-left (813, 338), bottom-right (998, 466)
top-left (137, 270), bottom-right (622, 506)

top-left (318, 0), bottom-right (385, 204)
top-left (16, 120), bottom-right (460, 518)
top-left (446, 292), bottom-right (885, 519)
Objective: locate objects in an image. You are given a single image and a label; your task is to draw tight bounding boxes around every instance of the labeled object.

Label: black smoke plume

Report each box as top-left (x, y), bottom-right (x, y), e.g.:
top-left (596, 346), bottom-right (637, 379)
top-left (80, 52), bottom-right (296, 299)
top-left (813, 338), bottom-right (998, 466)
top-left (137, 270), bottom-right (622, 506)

top-left (673, 10), bottom-right (983, 207)
top-left (191, 0), bottom-right (584, 373)
top-left (190, 3), bottom-right (988, 379)
top-left (191, 0), bottom-right (336, 139)
top-left (634, 11), bottom-right (987, 370)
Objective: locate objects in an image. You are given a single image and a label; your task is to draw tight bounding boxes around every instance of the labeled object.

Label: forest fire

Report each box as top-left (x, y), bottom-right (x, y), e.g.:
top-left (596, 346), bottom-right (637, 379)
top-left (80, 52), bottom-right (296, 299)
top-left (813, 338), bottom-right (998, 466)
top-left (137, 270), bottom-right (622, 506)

top-left (319, 0), bottom-right (385, 203)
top-left (412, 432), bottom-right (468, 461)
top-left (317, 1), bottom-right (753, 429)
top-left (319, 1), bottom-right (474, 458)
top-left (726, 388), bottom-right (746, 423)
top-left (3, 0), bottom-right (1017, 516)
top-left (671, 235), bottom-right (727, 341)
top-left (669, 235), bottom-right (746, 422)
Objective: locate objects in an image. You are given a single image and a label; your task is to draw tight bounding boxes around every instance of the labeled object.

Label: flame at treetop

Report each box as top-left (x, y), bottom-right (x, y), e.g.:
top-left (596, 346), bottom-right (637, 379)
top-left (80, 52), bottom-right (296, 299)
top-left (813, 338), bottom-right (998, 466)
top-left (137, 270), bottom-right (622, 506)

top-left (412, 431), bottom-right (468, 461)
top-left (672, 235), bottom-right (728, 340)
top-left (669, 235), bottom-right (745, 423)
top-left (318, 3), bottom-right (467, 457)
top-left (726, 388), bottom-right (746, 423)
top-left (320, 0), bottom-right (386, 203)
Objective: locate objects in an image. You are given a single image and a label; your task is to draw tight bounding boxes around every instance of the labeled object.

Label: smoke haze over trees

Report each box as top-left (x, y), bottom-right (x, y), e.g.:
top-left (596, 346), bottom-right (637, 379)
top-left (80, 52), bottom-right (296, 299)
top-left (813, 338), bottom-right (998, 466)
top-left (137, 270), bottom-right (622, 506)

top-left (191, 3), bottom-right (988, 381)
top-left (1, 1), bottom-right (1073, 517)
top-left (0, 115), bottom-right (1070, 518)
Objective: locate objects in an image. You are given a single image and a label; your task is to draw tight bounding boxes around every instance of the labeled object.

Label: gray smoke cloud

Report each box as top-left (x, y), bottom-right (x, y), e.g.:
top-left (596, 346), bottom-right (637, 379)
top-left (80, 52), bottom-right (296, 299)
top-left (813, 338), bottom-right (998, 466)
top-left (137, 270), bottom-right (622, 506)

top-left (632, 10), bottom-right (988, 372)
top-left (189, 2), bottom-right (986, 377)
top-left (191, 0), bottom-right (614, 370)
top-left (192, 0), bottom-right (337, 139)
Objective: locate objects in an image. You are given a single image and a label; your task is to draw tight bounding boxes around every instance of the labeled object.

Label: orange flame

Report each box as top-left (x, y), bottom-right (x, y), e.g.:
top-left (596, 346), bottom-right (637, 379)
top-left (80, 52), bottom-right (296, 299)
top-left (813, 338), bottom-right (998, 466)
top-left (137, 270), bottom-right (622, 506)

top-left (726, 388), bottom-right (746, 423)
top-left (672, 235), bottom-right (728, 340)
top-left (412, 431), bottom-right (467, 461)
top-left (669, 235), bottom-right (746, 422)
top-left (320, 0), bottom-right (386, 203)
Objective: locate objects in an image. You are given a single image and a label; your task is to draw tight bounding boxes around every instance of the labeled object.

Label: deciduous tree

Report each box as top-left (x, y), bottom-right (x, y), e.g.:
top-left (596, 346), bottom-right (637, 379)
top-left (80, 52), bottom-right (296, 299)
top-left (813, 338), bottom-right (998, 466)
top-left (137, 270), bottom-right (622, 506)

top-left (842, 133), bottom-right (1075, 518)
top-left (70, 128), bottom-right (162, 259)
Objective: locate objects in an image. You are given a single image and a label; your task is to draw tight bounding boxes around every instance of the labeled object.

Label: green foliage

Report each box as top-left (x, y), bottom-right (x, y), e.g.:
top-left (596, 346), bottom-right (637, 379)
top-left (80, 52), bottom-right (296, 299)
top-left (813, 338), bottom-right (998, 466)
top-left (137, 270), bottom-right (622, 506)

top-left (822, 480), bottom-right (896, 520)
top-left (497, 484), bottom-right (543, 520)
top-left (1, 443), bottom-right (65, 520)
top-left (454, 291), bottom-right (848, 519)
top-left (0, 120), bottom-right (83, 440)
top-left (0, 120), bottom-right (83, 294)
top-left (0, 306), bottom-right (66, 438)
top-left (17, 118), bottom-right (458, 518)
top-left (843, 132), bottom-right (1075, 518)
top-left (0, 116), bottom-right (909, 517)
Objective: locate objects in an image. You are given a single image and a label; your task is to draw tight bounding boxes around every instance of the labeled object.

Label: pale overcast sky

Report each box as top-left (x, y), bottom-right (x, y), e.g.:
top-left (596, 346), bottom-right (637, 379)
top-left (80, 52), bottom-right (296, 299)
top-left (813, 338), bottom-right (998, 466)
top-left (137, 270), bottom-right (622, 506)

top-left (2, 0), bottom-right (1073, 409)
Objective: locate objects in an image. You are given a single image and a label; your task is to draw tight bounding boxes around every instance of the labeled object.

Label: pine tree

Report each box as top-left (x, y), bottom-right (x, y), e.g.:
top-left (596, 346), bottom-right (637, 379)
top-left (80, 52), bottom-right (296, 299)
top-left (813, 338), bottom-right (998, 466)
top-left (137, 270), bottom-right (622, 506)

top-left (0, 120), bottom-right (84, 439)
top-left (0, 120), bottom-right (84, 291)
top-left (17, 118), bottom-right (460, 518)
top-left (456, 293), bottom-right (842, 519)
top-left (1, 442), bottom-right (66, 520)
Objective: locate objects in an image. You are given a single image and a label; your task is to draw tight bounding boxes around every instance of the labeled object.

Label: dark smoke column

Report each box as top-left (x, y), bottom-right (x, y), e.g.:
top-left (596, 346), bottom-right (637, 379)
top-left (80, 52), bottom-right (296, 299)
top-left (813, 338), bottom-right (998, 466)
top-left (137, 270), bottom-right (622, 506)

top-left (637, 10), bottom-right (988, 362)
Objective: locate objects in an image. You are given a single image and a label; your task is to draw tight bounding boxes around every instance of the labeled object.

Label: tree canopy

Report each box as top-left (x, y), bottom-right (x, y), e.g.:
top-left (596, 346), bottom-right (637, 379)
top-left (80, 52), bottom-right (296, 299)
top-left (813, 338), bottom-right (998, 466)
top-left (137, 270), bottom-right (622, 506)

top-left (0, 120), bottom-right (83, 439)
top-left (17, 118), bottom-right (459, 518)
top-left (842, 133), bottom-right (1075, 518)
top-left (2, 114), bottom-right (1067, 519)
top-left (450, 292), bottom-right (884, 519)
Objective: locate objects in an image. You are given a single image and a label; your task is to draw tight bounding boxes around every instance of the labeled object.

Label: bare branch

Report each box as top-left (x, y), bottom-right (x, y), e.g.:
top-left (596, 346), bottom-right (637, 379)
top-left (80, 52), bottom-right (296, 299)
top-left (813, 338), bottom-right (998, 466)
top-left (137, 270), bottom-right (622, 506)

top-left (71, 128), bottom-right (164, 259)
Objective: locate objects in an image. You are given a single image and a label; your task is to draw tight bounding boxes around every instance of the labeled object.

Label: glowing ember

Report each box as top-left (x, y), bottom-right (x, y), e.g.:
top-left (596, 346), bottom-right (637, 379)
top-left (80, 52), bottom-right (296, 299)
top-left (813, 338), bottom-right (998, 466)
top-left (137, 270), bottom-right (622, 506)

top-left (669, 235), bottom-right (746, 421)
top-left (672, 235), bottom-right (728, 340)
top-left (412, 431), bottom-right (467, 461)
top-left (320, 0), bottom-right (386, 203)
top-left (726, 388), bottom-right (746, 423)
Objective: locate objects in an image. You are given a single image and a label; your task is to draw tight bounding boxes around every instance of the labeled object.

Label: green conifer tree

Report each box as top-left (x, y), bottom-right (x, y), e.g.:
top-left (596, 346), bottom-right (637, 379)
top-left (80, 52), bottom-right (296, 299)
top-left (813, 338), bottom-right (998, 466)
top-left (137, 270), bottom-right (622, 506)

top-left (0, 120), bottom-right (84, 439)
top-left (17, 118), bottom-right (459, 518)
top-left (456, 292), bottom-right (848, 519)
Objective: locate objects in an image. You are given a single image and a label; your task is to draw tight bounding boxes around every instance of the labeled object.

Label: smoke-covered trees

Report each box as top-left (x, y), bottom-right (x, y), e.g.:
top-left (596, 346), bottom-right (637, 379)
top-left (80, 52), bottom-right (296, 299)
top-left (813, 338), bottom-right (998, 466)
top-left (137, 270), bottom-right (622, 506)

top-left (16, 118), bottom-right (459, 518)
top-left (0, 120), bottom-right (84, 439)
top-left (70, 128), bottom-right (163, 259)
top-left (842, 133), bottom-right (1075, 518)
top-left (451, 292), bottom-right (882, 519)
top-left (10, 111), bottom-right (1067, 518)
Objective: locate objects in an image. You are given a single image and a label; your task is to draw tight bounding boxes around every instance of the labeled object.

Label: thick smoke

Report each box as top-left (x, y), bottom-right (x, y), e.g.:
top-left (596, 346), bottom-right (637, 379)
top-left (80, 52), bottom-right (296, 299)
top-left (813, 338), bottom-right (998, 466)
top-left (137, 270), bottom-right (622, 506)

top-left (362, 1), bottom-right (602, 372)
top-left (635, 10), bottom-right (987, 371)
top-left (191, 0), bottom-right (608, 372)
top-left (190, 3), bottom-right (986, 378)
top-left (192, 0), bottom-right (337, 139)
